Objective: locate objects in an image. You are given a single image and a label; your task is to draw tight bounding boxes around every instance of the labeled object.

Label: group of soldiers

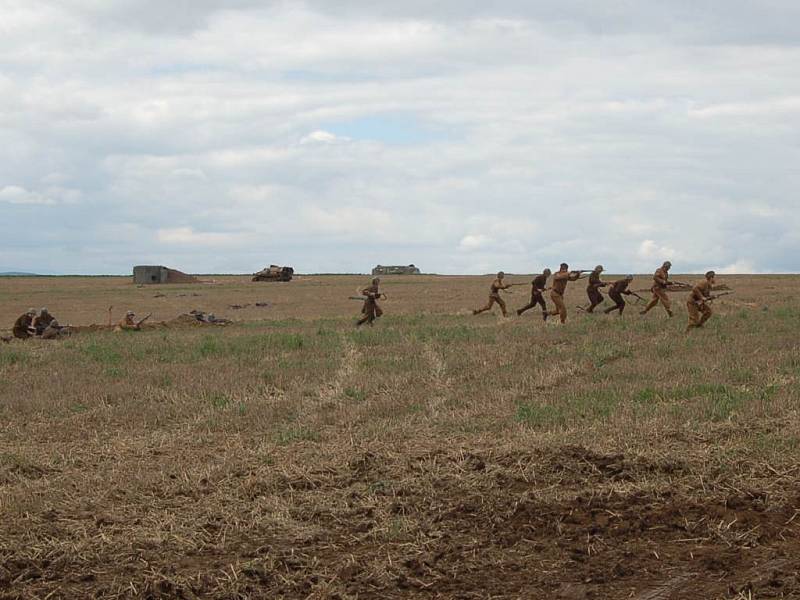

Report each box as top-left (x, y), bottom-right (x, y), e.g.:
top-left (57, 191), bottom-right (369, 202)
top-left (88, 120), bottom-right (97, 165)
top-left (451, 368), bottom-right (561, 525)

top-left (469, 261), bottom-right (728, 330)
top-left (9, 307), bottom-right (68, 341)
top-left (356, 261), bottom-right (730, 332)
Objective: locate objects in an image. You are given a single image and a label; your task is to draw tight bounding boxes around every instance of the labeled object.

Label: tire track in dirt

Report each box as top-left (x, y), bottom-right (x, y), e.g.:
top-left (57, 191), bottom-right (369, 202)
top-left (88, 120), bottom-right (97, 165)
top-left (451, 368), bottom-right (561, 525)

top-left (633, 573), bottom-right (695, 600)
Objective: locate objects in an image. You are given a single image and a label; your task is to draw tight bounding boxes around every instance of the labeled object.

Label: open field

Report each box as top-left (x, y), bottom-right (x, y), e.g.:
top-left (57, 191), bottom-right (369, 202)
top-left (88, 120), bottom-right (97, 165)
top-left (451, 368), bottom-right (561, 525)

top-left (1, 274), bottom-right (799, 599)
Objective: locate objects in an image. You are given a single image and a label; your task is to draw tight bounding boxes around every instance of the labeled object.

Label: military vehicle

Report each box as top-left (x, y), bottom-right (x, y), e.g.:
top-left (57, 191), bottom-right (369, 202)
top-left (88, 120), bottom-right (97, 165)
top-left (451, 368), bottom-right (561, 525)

top-left (372, 264), bottom-right (421, 276)
top-left (252, 265), bottom-right (294, 282)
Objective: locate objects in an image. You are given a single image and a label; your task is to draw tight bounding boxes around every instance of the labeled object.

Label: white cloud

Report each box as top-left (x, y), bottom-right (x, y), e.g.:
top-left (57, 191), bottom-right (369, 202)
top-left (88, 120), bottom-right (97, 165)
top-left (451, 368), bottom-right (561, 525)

top-left (459, 234), bottom-right (492, 251)
top-left (0, 186), bottom-right (55, 205)
top-left (638, 240), bottom-right (677, 261)
top-left (300, 130), bottom-right (347, 144)
top-left (715, 259), bottom-right (756, 274)
top-left (156, 227), bottom-right (245, 246)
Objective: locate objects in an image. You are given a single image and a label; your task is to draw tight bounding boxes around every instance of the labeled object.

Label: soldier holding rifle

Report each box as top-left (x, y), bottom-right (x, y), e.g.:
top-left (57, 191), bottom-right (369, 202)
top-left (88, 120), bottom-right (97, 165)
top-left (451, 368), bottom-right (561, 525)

top-left (517, 268), bottom-right (551, 321)
top-left (640, 261), bottom-right (677, 317)
top-left (473, 271), bottom-right (517, 317)
top-left (686, 270), bottom-right (731, 331)
top-left (603, 275), bottom-right (638, 316)
top-left (582, 265), bottom-right (608, 313)
top-left (547, 263), bottom-right (584, 324)
top-left (356, 277), bottom-right (385, 327)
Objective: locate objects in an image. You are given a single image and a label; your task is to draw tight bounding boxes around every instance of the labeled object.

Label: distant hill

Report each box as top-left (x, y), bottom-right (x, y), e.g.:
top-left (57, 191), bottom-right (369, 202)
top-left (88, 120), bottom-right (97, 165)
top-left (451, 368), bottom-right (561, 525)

top-left (0, 271), bottom-right (40, 276)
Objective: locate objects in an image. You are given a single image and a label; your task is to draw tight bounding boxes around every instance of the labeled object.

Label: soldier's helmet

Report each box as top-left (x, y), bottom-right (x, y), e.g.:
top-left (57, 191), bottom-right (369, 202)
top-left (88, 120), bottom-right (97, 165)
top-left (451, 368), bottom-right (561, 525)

top-left (49, 319), bottom-right (59, 328)
top-left (705, 270), bottom-right (716, 278)
top-left (595, 265), bottom-right (604, 272)
top-left (27, 307), bottom-right (36, 315)
top-left (626, 274), bottom-right (634, 280)
top-left (543, 268), bottom-right (552, 275)
top-left (40, 307), bottom-right (49, 314)
top-left (497, 271), bottom-right (505, 278)
top-left (560, 263), bottom-right (568, 270)
top-left (663, 261), bottom-right (672, 268)
top-left (126, 310), bottom-right (135, 316)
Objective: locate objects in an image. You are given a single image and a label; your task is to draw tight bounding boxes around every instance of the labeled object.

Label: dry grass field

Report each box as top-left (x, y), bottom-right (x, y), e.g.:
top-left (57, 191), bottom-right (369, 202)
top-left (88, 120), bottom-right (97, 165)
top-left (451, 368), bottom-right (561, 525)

top-left (1, 274), bottom-right (799, 599)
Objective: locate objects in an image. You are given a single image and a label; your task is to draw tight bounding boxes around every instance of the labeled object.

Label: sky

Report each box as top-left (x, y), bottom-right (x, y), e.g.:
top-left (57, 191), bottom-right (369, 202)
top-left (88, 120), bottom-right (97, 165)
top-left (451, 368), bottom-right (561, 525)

top-left (1, 1), bottom-right (799, 275)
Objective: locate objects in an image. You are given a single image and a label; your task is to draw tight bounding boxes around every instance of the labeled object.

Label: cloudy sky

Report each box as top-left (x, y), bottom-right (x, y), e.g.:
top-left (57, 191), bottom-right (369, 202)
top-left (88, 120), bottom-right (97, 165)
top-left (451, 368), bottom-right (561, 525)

top-left (2, 1), bottom-right (799, 274)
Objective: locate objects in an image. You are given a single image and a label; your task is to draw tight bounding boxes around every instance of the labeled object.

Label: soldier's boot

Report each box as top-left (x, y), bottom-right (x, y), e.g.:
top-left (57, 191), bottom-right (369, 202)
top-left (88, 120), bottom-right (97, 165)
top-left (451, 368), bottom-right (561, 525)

top-left (542, 311), bottom-right (548, 321)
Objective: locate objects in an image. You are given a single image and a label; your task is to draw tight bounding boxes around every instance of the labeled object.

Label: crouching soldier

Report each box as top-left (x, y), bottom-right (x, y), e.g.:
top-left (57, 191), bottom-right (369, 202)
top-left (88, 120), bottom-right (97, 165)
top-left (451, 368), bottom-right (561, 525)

top-left (603, 275), bottom-right (636, 316)
top-left (12, 308), bottom-right (37, 339)
top-left (686, 271), bottom-right (725, 331)
top-left (41, 319), bottom-right (68, 339)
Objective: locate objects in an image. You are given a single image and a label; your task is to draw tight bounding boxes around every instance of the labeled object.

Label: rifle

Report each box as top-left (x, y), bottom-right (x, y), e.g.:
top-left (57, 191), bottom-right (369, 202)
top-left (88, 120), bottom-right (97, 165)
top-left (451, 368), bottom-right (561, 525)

top-left (136, 313), bottom-right (152, 327)
top-left (706, 292), bottom-right (734, 302)
top-left (348, 294), bottom-right (386, 301)
top-left (626, 290), bottom-right (646, 303)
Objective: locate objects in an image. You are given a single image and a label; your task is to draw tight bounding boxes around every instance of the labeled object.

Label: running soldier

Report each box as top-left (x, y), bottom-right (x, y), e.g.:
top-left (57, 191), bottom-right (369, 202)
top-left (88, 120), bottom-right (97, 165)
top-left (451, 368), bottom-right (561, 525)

top-left (357, 277), bottom-right (384, 327)
top-left (473, 272), bottom-right (512, 317)
top-left (686, 271), bottom-right (725, 331)
top-left (548, 264), bottom-right (583, 324)
top-left (583, 265), bottom-right (607, 313)
top-left (640, 261), bottom-right (674, 317)
top-left (604, 275), bottom-right (636, 316)
top-left (517, 268), bottom-right (551, 320)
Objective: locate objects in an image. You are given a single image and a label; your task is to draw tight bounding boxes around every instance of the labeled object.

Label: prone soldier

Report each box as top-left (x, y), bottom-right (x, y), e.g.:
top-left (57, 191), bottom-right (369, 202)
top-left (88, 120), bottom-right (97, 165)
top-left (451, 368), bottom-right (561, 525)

top-left (517, 268), bottom-right (551, 321)
top-left (640, 261), bottom-right (674, 317)
top-left (115, 310), bottom-right (141, 331)
top-left (12, 308), bottom-right (37, 339)
top-left (357, 277), bottom-right (384, 327)
top-left (547, 264), bottom-right (583, 324)
top-left (473, 272), bottom-right (512, 317)
top-left (603, 275), bottom-right (636, 316)
top-left (41, 319), bottom-right (68, 339)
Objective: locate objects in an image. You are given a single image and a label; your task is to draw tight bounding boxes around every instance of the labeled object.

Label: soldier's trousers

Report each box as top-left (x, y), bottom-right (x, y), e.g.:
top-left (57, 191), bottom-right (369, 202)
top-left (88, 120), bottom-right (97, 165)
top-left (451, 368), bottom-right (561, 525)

top-left (357, 301), bottom-right (383, 326)
top-left (548, 291), bottom-right (568, 323)
top-left (586, 288), bottom-right (604, 312)
top-left (642, 287), bottom-right (671, 314)
top-left (474, 294), bottom-right (507, 317)
top-left (604, 291), bottom-right (626, 314)
top-left (686, 300), bottom-right (712, 329)
top-left (517, 292), bottom-right (547, 317)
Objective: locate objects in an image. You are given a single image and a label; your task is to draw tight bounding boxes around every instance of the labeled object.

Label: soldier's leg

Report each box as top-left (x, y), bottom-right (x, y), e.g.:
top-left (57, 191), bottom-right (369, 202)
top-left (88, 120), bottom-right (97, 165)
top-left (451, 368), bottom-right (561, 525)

top-left (473, 296), bottom-right (494, 315)
top-left (698, 304), bottom-right (712, 327)
top-left (640, 291), bottom-right (658, 314)
top-left (686, 301), bottom-right (700, 330)
top-left (497, 296), bottom-right (508, 317)
top-left (657, 289), bottom-right (673, 316)
top-left (587, 289), bottom-right (603, 313)
top-left (548, 292), bottom-right (561, 317)
top-left (375, 304), bottom-right (384, 319)
top-left (604, 292), bottom-right (624, 314)
top-left (551, 293), bottom-right (567, 323)
top-left (535, 294), bottom-right (549, 320)
top-left (517, 298), bottom-right (536, 316)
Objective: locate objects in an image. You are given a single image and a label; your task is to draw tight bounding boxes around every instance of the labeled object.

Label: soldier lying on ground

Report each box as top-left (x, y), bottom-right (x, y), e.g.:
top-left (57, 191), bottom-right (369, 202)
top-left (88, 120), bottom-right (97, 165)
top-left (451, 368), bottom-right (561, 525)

top-left (189, 310), bottom-right (232, 324)
top-left (41, 319), bottom-right (69, 339)
top-left (12, 308), bottom-right (37, 339)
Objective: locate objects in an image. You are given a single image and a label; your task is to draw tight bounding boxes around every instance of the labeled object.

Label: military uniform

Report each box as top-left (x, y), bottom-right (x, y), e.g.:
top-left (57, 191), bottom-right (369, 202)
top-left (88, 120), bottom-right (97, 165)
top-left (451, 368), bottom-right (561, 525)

top-left (641, 265), bottom-right (673, 316)
top-left (686, 277), bottom-right (715, 330)
top-left (604, 278), bottom-right (634, 315)
top-left (115, 314), bottom-right (140, 331)
top-left (32, 311), bottom-right (55, 336)
top-left (548, 269), bottom-right (581, 323)
top-left (585, 270), bottom-right (606, 313)
top-left (473, 277), bottom-right (510, 317)
top-left (41, 322), bottom-right (65, 339)
top-left (12, 313), bottom-right (34, 339)
top-left (517, 273), bottom-right (549, 318)
top-left (357, 282), bottom-right (384, 327)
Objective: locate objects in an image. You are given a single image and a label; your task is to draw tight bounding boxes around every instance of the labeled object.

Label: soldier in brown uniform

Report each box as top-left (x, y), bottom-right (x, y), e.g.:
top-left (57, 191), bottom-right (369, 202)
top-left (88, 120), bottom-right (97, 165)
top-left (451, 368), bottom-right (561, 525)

top-left (41, 319), bottom-right (67, 340)
top-left (12, 308), bottom-right (37, 339)
top-left (32, 307), bottom-right (55, 336)
top-left (517, 268), bottom-right (551, 320)
top-left (640, 261), bottom-right (674, 317)
top-left (357, 278), bottom-right (384, 327)
top-left (604, 275), bottom-right (635, 315)
top-left (473, 272), bottom-right (512, 317)
top-left (686, 271), bottom-right (724, 331)
top-left (548, 264), bottom-right (583, 323)
top-left (583, 265), bottom-right (607, 313)
top-left (115, 311), bottom-right (141, 331)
